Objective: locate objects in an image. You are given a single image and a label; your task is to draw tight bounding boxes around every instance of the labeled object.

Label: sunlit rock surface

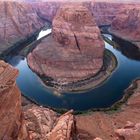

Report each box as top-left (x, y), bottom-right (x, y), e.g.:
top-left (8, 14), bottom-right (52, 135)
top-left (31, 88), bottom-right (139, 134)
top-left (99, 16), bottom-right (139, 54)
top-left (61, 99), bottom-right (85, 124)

top-left (0, 60), bottom-right (21, 139)
top-left (27, 4), bottom-right (104, 85)
top-left (0, 61), bottom-right (76, 140)
top-left (23, 106), bottom-right (76, 140)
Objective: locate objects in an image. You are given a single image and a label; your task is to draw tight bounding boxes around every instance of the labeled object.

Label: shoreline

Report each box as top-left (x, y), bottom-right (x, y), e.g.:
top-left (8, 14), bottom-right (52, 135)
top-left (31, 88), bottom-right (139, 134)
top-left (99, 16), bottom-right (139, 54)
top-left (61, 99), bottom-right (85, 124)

top-left (20, 77), bottom-right (140, 115)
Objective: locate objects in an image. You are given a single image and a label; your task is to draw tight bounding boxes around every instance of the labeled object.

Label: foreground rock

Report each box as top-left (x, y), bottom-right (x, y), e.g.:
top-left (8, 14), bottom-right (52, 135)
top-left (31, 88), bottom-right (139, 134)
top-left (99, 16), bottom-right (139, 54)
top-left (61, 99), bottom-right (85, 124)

top-left (110, 7), bottom-right (140, 48)
top-left (0, 60), bottom-right (76, 140)
top-left (115, 122), bottom-right (140, 140)
top-left (23, 106), bottom-right (76, 140)
top-left (76, 79), bottom-right (140, 140)
top-left (0, 60), bottom-right (21, 139)
top-left (0, 1), bottom-right (44, 56)
top-left (28, 4), bottom-right (104, 88)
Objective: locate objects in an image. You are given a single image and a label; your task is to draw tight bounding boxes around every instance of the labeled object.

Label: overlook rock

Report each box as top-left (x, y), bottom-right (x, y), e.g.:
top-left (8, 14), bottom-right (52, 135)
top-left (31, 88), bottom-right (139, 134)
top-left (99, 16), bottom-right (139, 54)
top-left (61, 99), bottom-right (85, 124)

top-left (27, 4), bottom-right (104, 86)
top-left (0, 60), bottom-right (76, 140)
top-left (0, 60), bottom-right (21, 139)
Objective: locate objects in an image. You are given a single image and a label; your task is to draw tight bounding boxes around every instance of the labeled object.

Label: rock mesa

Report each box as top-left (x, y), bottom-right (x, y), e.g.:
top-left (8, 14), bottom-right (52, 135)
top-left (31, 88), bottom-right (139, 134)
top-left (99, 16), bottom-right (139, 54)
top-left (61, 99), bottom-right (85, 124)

top-left (27, 4), bottom-right (104, 85)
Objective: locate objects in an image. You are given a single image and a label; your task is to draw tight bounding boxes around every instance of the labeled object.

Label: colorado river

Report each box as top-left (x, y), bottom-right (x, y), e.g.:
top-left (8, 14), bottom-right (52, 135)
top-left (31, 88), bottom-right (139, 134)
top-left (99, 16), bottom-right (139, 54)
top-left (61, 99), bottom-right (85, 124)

top-left (6, 29), bottom-right (140, 111)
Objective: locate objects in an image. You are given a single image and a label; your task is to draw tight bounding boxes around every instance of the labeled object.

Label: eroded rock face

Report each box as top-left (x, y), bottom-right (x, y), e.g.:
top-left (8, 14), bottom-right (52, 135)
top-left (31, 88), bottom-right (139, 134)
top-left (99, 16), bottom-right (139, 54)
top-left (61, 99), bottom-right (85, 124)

top-left (23, 106), bottom-right (57, 140)
top-left (27, 4), bottom-right (104, 85)
top-left (110, 7), bottom-right (140, 43)
top-left (91, 2), bottom-right (121, 26)
top-left (32, 2), bottom-right (60, 22)
top-left (0, 1), bottom-right (44, 55)
top-left (52, 5), bottom-right (104, 51)
top-left (115, 122), bottom-right (140, 140)
top-left (0, 60), bottom-right (21, 140)
top-left (29, 1), bottom-right (140, 27)
top-left (47, 110), bottom-right (77, 140)
top-left (23, 106), bottom-right (76, 140)
top-left (76, 80), bottom-right (140, 140)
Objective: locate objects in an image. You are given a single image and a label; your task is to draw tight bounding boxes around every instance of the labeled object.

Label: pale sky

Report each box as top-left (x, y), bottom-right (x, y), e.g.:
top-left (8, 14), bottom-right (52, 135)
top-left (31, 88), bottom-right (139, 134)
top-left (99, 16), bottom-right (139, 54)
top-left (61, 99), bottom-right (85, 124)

top-left (3, 0), bottom-right (140, 3)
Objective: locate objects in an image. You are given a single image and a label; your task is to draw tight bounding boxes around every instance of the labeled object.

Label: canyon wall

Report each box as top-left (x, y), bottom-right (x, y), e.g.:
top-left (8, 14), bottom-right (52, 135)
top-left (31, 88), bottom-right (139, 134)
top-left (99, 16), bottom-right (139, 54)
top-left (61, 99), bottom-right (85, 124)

top-left (110, 7), bottom-right (140, 48)
top-left (0, 0), bottom-right (140, 57)
top-left (76, 79), bottom-right (140, 140)
top-left (31, 1), bottom-right (140, 26)
top-left (0, 1), bottom-right (44, 55)
top-left (0, 60), bottom-right (21, 139)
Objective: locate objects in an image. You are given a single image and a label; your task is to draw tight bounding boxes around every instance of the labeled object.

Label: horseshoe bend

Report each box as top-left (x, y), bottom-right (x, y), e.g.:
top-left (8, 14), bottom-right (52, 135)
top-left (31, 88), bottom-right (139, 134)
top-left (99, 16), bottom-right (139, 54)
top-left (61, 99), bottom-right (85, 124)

top-left (27, 4), bottom-right (116, 92)
top-left (0, 0), bottom-right (140, 140)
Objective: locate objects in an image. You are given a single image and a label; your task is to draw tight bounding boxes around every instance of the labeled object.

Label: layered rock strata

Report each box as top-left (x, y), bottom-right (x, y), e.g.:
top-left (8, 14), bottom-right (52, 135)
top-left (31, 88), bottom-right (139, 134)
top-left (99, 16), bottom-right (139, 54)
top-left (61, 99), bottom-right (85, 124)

top-left (23, 106), bottom-right (76, 140)
top-left (27, 4), bottom-right (104, 87)
top-left (31, 1), bottom-right (140, 26)
top-left (110, 7), bottom-right (140, 48)
top-left (0, 1), bottom-right (44, 55)
top-left (0, 60), bottom-right (21, 139)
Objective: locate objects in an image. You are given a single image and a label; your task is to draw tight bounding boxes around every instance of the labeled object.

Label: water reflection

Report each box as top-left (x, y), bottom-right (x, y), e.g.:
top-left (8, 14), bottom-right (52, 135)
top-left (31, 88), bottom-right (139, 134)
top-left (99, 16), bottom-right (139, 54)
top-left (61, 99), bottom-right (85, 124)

top-left (112, 36), bottom-right (140, 61)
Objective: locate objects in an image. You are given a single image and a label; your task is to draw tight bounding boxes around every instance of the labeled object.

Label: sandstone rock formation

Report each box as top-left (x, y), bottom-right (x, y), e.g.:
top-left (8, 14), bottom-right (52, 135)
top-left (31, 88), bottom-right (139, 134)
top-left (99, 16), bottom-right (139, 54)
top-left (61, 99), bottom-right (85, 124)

top-left (110, 7), bottom-right (140, 48)
top-left (115, 122), bottom-right (140, 140)
top-left (0, 60), bottom-right (21, 139)
top-left (91, 2), bottom-right (121, 26)
top-left (0, 0), bottom-right (139, 58)
top-left (76, 79), bottom-right (140, 140)
top-left (27, 4), bottom-right (104, 86)
top-left (0, 60), bottom-right (77, 140)
top-left (31, 1), bottom-right (140, 27)
top-left (0, 1), bottom-right (44, 55)
top-left (32, 2), bottom-right (60, 23)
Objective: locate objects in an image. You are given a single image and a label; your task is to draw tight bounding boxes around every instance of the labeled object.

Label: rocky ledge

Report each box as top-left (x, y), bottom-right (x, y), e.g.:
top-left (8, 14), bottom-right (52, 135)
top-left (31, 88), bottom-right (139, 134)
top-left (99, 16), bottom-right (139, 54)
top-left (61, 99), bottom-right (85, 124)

top-left (0, 60), bottom-right (76, 140)
top-left (0, 60), bottom-right (21, 139)
top-left (27, 4), bottom-right (105, 92)
top-left (76, 79), bottom-right (140, 140)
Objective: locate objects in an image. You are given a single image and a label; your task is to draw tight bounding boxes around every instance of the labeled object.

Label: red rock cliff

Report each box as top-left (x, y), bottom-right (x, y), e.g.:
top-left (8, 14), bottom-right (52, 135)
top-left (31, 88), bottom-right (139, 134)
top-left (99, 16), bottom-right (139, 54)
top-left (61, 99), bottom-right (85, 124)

top-left (110, 7), bottom-right (140, 43)
top-left (0, 1), bottom-right (44, 55)
top-left (0, 60), bottom-right (21, 139)
top-left (0, 60), bottom-right (77, 140)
